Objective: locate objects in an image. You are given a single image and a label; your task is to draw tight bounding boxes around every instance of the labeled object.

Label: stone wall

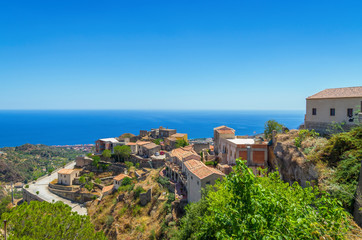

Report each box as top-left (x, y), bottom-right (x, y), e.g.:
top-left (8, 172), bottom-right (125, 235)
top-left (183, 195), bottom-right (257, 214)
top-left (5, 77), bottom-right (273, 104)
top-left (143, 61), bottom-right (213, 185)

top-left (305, 121), bottom-right (355, 135)
top-left (22, 188), bottom-right (44, 203)
top-left (49, 182), bottom-right (76, 191)
top-left (139, 188), bottom-right (152, 206)
top-left (48, 188), bottom-right (96, 203)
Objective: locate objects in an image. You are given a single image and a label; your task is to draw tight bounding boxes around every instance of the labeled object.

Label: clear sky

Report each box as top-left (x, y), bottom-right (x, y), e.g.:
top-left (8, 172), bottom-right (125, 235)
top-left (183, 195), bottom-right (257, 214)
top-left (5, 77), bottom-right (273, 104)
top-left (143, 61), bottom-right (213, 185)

top-left (0, 0), bottom-right (361, 110)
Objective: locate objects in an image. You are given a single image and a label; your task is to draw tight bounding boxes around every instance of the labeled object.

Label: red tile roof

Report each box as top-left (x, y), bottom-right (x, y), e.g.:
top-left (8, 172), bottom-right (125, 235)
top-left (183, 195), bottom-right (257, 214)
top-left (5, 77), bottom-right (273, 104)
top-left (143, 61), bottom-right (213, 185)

top-left (114, 174), bottom-right (128, 181)
top-left (185, 160), bottom-right (225, 179)
top-left (214, 126), bottom-right (235, 134)
top-left (58, 169), bottom-right (77, 175)
top-left (102, 185), bottom-right (114, 193)
top-left (307, 86), bottom-right (362, 99)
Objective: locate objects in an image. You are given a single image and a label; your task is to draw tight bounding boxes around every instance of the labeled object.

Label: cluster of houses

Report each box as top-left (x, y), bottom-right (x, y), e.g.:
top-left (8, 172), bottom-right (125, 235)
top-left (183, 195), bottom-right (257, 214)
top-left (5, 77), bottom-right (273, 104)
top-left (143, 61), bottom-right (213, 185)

top-left (54, 86), bottom-right (362, 204)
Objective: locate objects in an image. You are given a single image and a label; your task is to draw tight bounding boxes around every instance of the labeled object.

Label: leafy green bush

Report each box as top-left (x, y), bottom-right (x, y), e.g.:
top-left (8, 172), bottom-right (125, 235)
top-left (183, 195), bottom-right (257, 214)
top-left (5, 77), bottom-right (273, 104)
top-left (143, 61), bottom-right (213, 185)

top-left (175, 159), bottom-right (351, 240)
top-left (264, 120), bottom-right (284, 140)
top-left (132, 204), bottom-right (142, 216)
top-left (95, 178), bottom-right (101, 184)
top-left (121, 177), bottom-right (132, 186)
top-left (1, 201), bottom-right (107, 239)
top-left (294, 129), bottom-right (319, 148)
top-left (134, 186), bottom-right (145, 199)
top-left (157, 176), bottom-right (170, 187)
top-left (105, 215), bottom-right (114, 226)
top-left (125, 161), bottom-right (134, 170)
top-left (176, 139), bottom-right (189, 148)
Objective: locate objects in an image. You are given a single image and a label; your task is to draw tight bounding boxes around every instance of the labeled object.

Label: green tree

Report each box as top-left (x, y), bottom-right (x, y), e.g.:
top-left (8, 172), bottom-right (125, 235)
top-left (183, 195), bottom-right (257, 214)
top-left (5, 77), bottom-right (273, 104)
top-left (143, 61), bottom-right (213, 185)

top-left (176, 139), bottom-right (189, 148)
top-left (1, 201), bottom-right (107, 239)
top-left (114, 145), bottom-right (131, 162)
top-left (102, 149), bottom-right (112, 161)
top-left (153, 138), bottom-right (163, 145)
top-left (92, 156), bottom-right (101, 170)
top-left (175, 159), bottom-right (351, 240)
top-left (264, 119), bottom-right (284, 140)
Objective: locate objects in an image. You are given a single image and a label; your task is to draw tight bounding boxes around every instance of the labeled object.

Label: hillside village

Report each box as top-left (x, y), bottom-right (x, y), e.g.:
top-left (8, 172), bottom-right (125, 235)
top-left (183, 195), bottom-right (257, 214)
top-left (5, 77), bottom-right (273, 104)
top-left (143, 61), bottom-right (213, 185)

top-left (10, 86), bottom-right (362, 239)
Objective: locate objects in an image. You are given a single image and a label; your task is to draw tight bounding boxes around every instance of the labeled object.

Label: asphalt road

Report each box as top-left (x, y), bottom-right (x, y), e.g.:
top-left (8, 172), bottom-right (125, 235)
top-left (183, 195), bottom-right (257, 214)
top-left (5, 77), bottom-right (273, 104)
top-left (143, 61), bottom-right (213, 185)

top-left (27, 161), bottom-right (87, 215)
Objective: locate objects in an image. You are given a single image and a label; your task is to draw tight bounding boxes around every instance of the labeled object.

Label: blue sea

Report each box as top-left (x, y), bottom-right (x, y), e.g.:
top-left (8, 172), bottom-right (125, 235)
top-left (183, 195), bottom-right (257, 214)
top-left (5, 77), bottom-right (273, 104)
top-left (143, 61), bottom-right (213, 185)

top-left (0, 110), bottom-right (304, 147)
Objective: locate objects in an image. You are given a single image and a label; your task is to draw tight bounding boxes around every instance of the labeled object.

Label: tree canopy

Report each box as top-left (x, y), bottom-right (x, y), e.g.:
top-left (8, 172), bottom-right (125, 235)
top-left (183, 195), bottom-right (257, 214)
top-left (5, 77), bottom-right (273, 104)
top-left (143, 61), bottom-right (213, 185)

top-left (264, 119), bottom-right (284, 140)
top-left (102, 149), bottom-right (112, 160)
top-left (175, 139), bottom-right (189, 148)
top-left (1, 201), bottom-right (107, 240)
top-left (114, 145), bottom-right (131, 162)
top-left (174, 159), bottom-right (351, 240)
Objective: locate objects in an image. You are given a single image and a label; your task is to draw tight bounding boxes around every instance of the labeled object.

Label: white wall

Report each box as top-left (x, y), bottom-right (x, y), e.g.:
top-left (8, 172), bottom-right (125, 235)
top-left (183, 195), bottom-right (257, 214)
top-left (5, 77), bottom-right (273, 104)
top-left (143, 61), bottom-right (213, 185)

top-left (306, 98), bottom-right (362, 124)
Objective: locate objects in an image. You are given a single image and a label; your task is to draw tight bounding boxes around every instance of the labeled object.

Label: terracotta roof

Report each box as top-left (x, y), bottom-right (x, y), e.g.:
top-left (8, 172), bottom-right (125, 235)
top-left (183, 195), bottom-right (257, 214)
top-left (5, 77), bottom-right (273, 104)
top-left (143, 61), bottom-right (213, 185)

top-left (102, 185), bottom-right (114, 193)
top-left (136, 141), bottom-right (151, 146)
top-left (307, 86), bottom-right (362, 99)
top-left (167, 137), bottom-right (177, 141)
top-left (214, 126), bottom-right (235, 134)
top-left (126, 142), bottom-right (137, 146)
top-left (143, 142), bottom-right (159, 149)
top-left (185, 161), bottom-right (225, 179)
top-left (114, 174), bottom-right (128, 181)
top-left (58, 169), bottom-right (77, 175)
top-left (170, 146), bottom-right (199, 162)
top-left (171, 133), bottom-right (187, 138)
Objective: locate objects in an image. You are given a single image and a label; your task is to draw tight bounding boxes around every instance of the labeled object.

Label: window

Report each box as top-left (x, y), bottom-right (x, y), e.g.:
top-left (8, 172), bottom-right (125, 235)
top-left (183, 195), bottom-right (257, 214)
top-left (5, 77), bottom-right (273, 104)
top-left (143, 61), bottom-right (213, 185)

top-left (347, 108), bottom-right (353, 117)
top-left (330, 108), bottom-right (335, 116)
top-left (191, 176), bottom-right (193, 180)
top-left (312, 108), bottom-right (317, 115)
top-left (197, 181), bottom-right (199, 185)
top-left (206, 181), bottom-right (210, 185)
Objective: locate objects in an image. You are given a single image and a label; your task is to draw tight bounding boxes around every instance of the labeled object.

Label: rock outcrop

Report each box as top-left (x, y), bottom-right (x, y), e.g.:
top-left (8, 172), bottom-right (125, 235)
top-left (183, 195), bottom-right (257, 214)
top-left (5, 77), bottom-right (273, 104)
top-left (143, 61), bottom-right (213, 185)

top-left (269, 130), bottom-right (318, 188)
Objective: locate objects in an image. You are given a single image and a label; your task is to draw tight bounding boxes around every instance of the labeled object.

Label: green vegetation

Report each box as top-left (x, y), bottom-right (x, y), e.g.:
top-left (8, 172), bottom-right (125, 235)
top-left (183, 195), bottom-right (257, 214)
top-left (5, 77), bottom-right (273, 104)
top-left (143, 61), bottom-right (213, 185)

top-left (317, 125), bottom-right (362, 211)
top-left (134, 186), bottom-right (146, 199)
top-left (102, 149), bottom-right (112, 160)
top-left (95, 178), bottom-right (102, 184)
top-left (294, 129), bottom-right (319, 148)
top-left (125, 161), bottom-right (134, 170)
top-left (121, 177), bottom-right (132, 186)
top-left (0, 144), bottom-right (82, 183)
top-left (264, 119), bottom-right (284, 140)
top-left (174, 159), bottom-right (351, 240)
top-left (175, 139), bottom-right (189, 148)
top-left (1, 201), bottom-right (107, 239)
top-left (92, 155), bottom-right (101, 170)
top-left (157, 176), bottom-right (170, 187)
top-left (153, 138), bottom-right (163, 145)
top-left (0, 195), bottom-right (11, 217)
top-left (114, 145), bottom-right (131, 162)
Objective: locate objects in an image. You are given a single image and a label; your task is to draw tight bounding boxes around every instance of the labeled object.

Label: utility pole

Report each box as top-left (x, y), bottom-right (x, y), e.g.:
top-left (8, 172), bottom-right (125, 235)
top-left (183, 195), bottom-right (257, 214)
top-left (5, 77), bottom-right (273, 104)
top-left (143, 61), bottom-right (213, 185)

top-left (3, 220), bottom-right (7, 240)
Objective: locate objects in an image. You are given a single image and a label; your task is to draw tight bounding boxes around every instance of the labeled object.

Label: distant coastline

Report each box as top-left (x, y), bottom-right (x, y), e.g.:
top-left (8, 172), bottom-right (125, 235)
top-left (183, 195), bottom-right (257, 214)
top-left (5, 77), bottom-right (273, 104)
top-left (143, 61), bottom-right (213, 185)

top-left (0, 110), bottom-right (304, 147)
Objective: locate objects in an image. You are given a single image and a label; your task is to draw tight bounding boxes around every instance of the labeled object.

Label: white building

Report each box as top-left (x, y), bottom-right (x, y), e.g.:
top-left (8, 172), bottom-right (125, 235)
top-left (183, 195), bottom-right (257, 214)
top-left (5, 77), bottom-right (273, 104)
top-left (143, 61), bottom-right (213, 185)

top-left (304, 86), bottom-right (362, 133)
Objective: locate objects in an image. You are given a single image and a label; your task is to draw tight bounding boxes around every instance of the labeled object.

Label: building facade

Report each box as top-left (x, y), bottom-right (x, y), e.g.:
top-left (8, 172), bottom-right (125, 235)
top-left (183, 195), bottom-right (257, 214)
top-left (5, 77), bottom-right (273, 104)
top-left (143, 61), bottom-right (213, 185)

top-left (58, 169), bottom-right (79, 186)
top-left (214, 126), bottom-right (268, 174)
top-left (304, 86), bottom-right (362, 133)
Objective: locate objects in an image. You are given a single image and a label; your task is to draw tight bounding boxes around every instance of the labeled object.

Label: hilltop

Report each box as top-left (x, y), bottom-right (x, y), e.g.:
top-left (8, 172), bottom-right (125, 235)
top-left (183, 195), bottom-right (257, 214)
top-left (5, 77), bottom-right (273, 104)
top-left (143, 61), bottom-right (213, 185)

top-left (0, 143), bottom-right (84, 183)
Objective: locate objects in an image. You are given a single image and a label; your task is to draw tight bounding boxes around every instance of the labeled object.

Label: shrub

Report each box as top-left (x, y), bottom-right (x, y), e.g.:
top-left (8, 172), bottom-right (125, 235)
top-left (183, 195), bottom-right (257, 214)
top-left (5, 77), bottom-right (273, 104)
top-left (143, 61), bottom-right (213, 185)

top-left (294, 129), bottom-right (319, 148)
top-left (0, 201), bottom-right (107, 239)
top-left (157, 176), bottom-right (170, 187)
top-left (264, 120), bottom-right (284, 140)
top-left (134, 186), bottom-right (145, 199)
top-left (132, 205), bottom-right (142, 216)
top-left (25, 184), bottom-right (29, 188)
top-left (125, 161), bottom-right (134, 170)
top-left (95, 178), bottom-right (101, 184)
top-left (105, 215), bottom-right (114, 226)
top-left (121, 177), bottom-right (132, 186)
top-left (175, 159), bottom-right (351, 240)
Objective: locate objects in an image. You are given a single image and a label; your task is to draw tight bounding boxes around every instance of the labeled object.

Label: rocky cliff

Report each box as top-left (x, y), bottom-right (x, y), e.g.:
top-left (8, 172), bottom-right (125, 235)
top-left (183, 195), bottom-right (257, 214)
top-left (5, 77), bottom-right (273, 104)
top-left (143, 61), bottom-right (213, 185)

top-left (268, 130), bottom-right (319, 188)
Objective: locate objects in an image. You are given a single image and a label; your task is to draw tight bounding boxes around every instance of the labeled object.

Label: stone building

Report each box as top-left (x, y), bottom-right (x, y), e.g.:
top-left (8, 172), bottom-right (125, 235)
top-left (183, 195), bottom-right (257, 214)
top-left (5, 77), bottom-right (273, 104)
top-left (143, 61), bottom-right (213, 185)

top-left (304, 86), bottom-right (362, 133)
top-left (58, 169), bottom-right (80, 186)
top-left (113, 174), bottom-right (128, 190)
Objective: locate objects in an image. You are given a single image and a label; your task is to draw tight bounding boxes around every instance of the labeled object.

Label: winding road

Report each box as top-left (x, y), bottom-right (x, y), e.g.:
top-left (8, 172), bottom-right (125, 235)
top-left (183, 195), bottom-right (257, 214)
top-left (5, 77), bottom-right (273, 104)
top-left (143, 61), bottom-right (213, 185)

top-left (26, 161), bottom-right (87, 215)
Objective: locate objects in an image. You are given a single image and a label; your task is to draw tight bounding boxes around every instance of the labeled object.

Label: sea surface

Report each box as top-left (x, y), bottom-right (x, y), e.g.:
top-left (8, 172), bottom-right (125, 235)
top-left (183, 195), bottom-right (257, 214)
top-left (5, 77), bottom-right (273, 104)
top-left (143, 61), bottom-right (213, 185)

top-left (0, 110), bottom-right (304, 147)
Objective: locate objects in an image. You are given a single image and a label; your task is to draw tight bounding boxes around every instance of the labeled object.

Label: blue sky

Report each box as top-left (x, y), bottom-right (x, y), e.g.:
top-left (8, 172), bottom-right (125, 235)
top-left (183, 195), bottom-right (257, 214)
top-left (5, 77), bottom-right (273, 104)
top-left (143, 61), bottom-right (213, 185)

top-left (0, 0), bottom-right (361, 110)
